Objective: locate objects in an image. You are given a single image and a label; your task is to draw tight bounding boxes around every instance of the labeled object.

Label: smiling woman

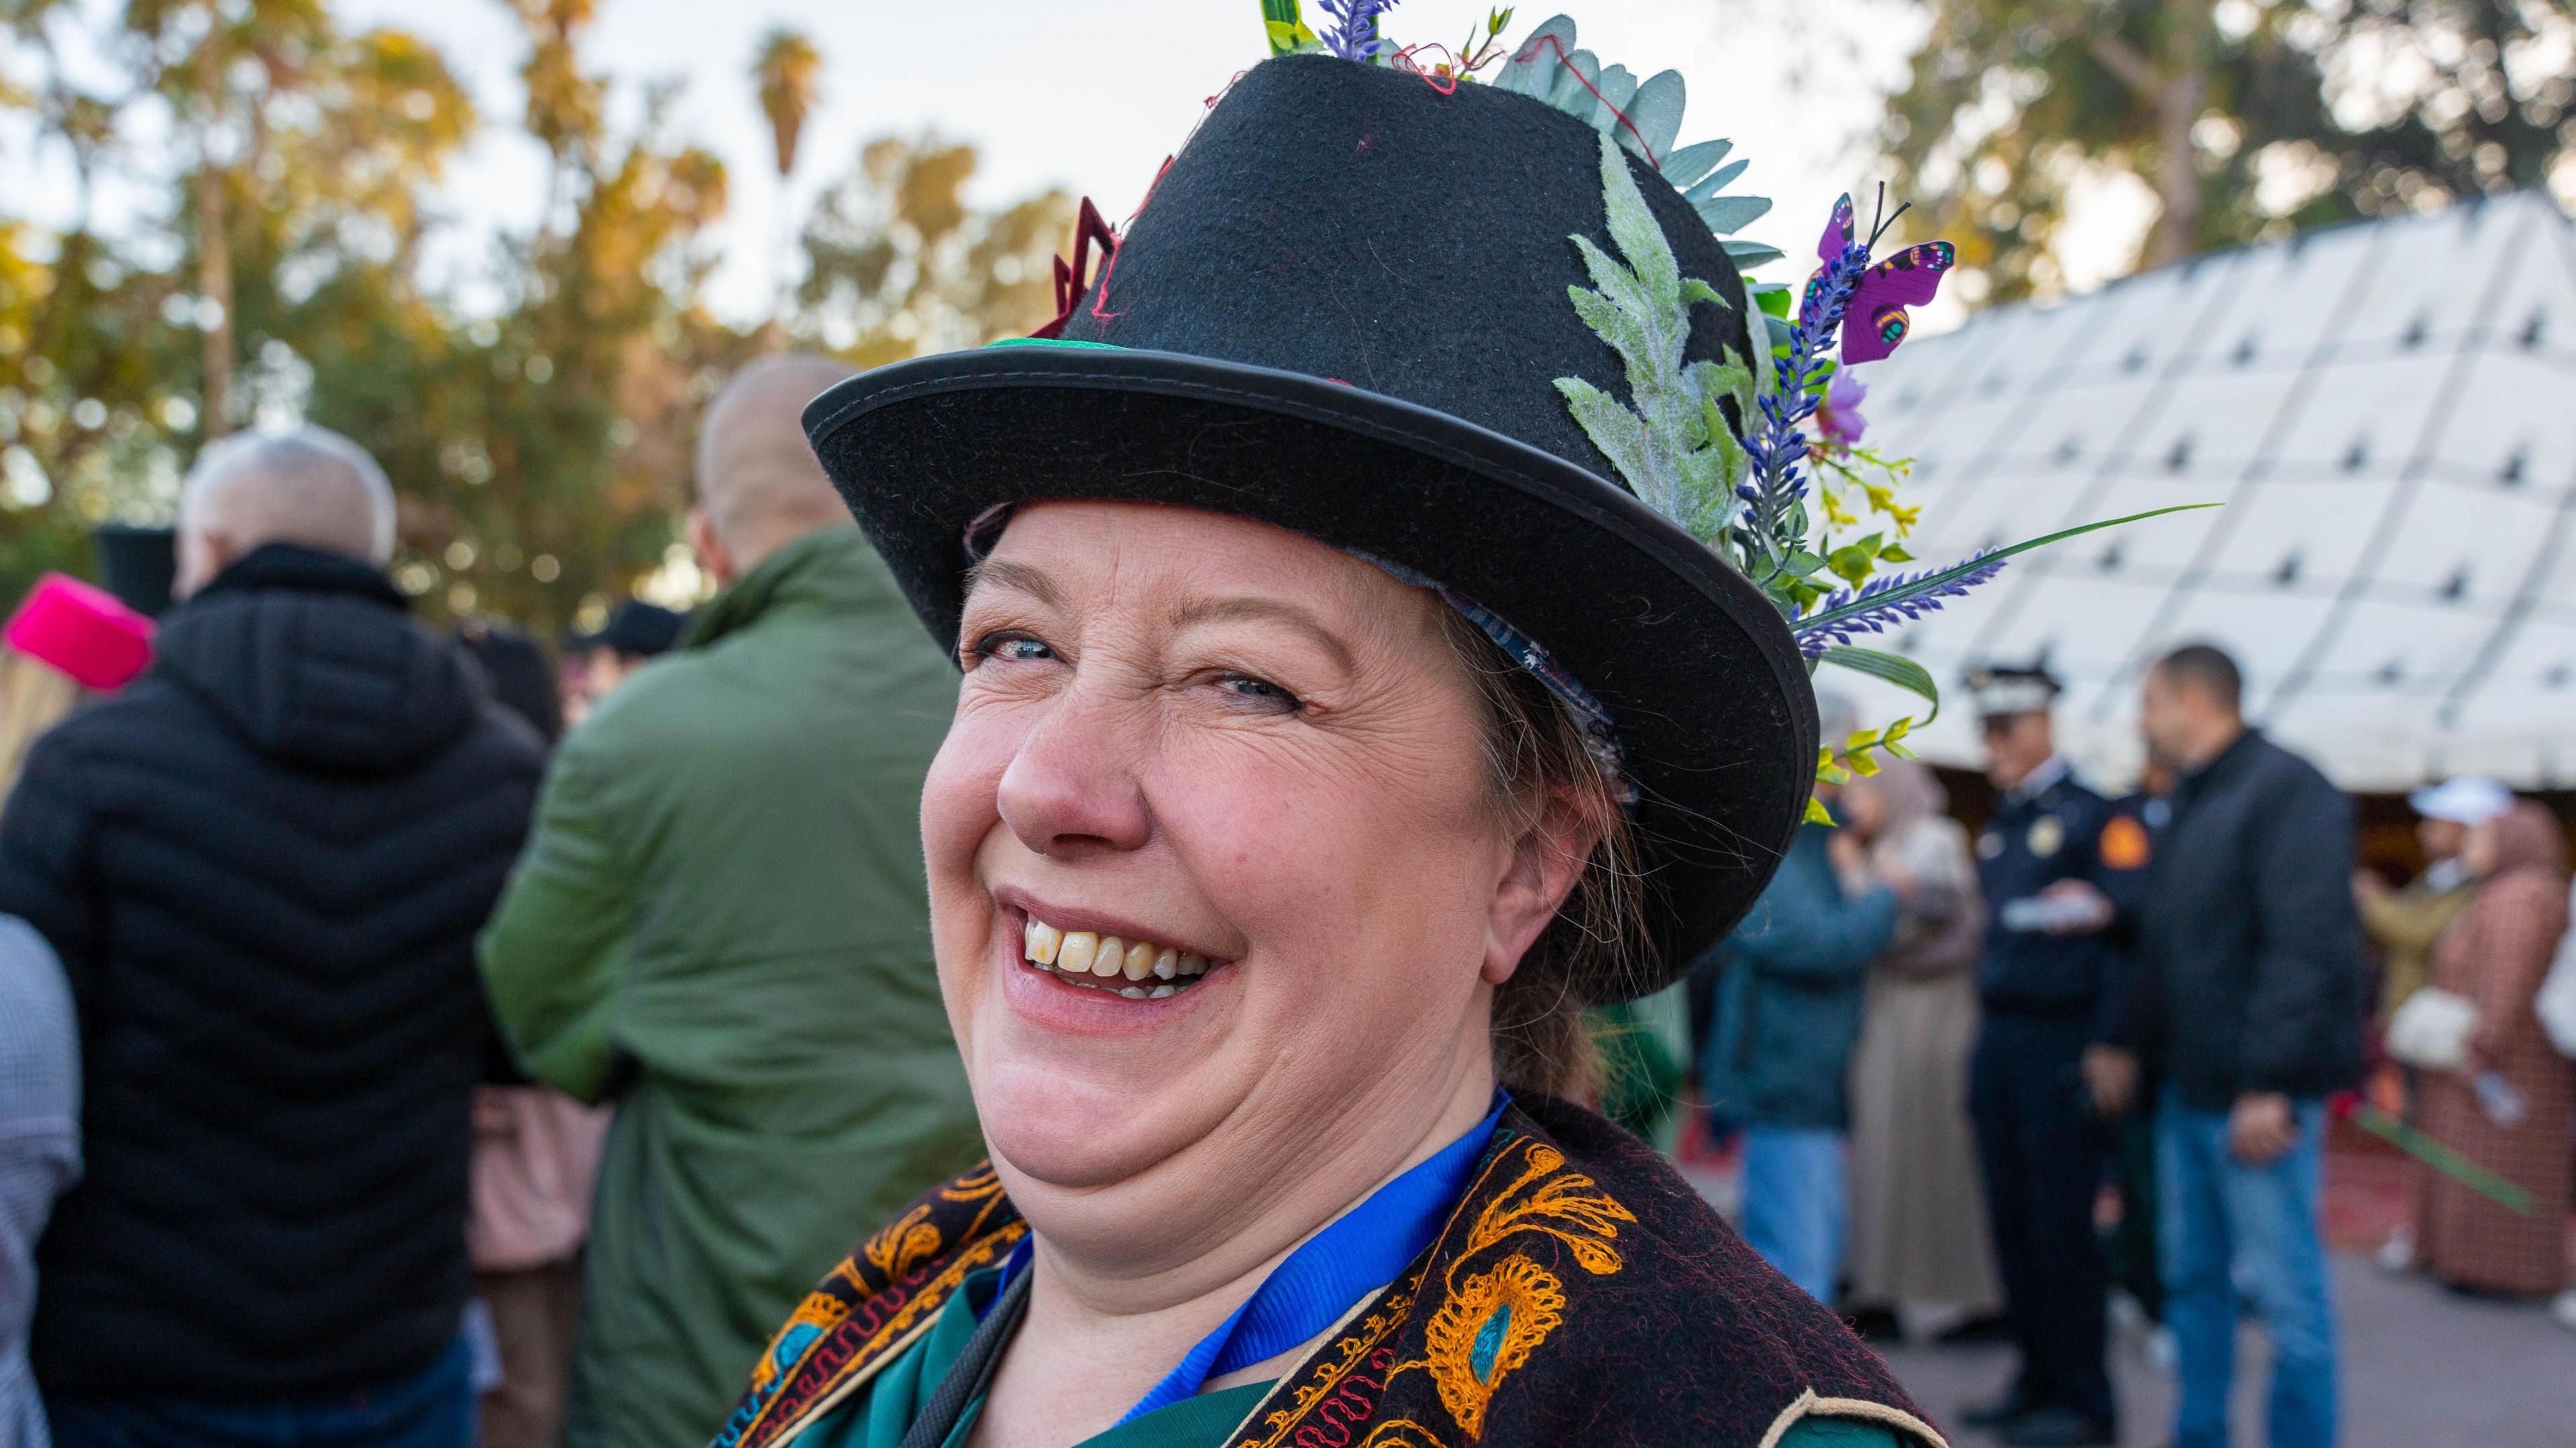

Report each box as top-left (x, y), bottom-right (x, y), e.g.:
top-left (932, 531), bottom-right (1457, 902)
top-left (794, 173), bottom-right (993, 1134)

top-left (706, 15), bottom-right (1949, 1448)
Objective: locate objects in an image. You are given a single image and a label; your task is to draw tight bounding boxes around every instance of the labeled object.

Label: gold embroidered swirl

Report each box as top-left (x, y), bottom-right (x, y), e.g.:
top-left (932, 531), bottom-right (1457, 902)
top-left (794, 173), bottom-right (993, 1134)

top-left (1419, 1254), bottom-right (1566, 1435)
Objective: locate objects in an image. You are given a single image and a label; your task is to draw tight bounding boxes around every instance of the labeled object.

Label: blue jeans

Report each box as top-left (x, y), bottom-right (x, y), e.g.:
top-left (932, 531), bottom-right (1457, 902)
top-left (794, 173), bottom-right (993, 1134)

top-left (47, 1337), bottom-right (475, 1448)
top-left (2156, 1091), bottom-right (2338, 1448)
top-left (1739, 1125), bottom-right (1846, 1303)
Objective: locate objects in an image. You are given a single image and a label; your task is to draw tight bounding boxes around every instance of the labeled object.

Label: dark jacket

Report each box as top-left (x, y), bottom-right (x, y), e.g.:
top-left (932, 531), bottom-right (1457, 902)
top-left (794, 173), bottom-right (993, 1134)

top-left (0, 544), bottom-right (544, 1400)
top-left (1974, 765), bottom-right (2132, 1040)
top-left (2124, 730), bottom-right (2363, 1109)
top-left (1700, 823), bottom-right (1899, 1131)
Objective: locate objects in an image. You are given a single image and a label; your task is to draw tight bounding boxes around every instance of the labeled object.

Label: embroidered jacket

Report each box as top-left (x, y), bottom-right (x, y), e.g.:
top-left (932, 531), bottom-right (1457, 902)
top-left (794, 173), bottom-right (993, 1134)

top-left (708, 1095), bottom-right (1947, 1448)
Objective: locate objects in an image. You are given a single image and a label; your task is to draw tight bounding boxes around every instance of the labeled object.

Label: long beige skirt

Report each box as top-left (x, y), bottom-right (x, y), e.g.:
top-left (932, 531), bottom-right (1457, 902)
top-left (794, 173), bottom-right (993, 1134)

top-left (1845, 966), bottom-right (2001, 1313)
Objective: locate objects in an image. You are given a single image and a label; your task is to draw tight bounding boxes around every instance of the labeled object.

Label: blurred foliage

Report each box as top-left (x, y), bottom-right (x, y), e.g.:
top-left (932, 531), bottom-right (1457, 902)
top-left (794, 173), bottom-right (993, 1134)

top-left (1886, 0), bottom-right (2576, 301)
top-left (0, 1), bottom-right (1071, 632)
top-left (795, 135), bottom-right (1073, 368)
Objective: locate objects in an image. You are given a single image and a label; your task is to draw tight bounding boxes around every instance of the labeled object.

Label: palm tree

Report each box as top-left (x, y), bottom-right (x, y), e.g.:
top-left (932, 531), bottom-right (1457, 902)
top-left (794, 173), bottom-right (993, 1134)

top-left (751, 26), bottom-right (822, 338)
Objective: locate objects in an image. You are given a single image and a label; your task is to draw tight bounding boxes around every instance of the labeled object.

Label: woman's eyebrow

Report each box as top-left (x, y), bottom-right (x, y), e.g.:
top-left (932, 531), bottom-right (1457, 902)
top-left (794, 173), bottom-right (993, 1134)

top-left (1167, 596), bottom-right (1356, 672)
top-left (962, 557), bottom-right (1061, 607)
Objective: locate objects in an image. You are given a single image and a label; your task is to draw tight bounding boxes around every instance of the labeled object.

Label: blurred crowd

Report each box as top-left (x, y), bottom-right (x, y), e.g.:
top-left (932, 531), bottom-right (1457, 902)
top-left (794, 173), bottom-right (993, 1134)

top-left (0, 355), bottom-right (978, 1448)
top-left (0, 361), bottom-right (2569, 1448)
top-left (1697, 649), bottom-right (2576, 1448)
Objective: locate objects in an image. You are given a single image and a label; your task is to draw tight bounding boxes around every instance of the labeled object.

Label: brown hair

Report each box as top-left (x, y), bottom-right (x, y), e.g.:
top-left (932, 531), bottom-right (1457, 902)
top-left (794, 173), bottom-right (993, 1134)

top-left (0, 651), bottom-right (81, 802)
top-left (1436, 607), bottom-right (1649, 1104)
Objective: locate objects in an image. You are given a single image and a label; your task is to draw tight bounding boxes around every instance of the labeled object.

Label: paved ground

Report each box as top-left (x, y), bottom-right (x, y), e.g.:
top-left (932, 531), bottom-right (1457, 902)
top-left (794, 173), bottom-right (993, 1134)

top-left (1676, 1121), bottom-right (2576, 1447)
top-left (1875, 1256), bottom-right (2576, 1448)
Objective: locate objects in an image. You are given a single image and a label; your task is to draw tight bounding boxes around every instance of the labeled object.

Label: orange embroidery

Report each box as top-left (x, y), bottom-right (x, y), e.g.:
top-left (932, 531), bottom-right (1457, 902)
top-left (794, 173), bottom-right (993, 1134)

top-left (1419, 1254), bottom-right (1566, 1435)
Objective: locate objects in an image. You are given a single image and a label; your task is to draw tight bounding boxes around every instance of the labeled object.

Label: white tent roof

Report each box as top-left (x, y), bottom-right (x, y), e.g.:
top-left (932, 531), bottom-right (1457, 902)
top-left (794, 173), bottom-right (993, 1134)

top-left (1836, 190), bottom-right (2576, 793)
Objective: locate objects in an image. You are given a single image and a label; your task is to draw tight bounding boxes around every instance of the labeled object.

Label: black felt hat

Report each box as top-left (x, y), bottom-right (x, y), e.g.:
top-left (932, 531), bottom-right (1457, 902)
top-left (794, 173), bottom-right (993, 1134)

top-left (802, 53), bottom-right (1814, 995)
top-left (91, 524), bottom-right (177, 618)
top-left (568, 600), bottom-right (688, 660)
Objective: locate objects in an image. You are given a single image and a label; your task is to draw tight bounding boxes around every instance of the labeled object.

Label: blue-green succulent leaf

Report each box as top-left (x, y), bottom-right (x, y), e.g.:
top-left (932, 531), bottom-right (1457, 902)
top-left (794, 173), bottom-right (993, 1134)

top-left (1621, 69), bottom-right (1684, 159)
top-left (1695, 192), bottom-right (1773, 234)
top-left (1721, 237), bottom-right (1785, 269)
top-left (1547, 48), bottom-right (1599, 111)
top-left (1589, 63), bottom-right (1637, 133)
top-left (1494, 13), bottom-right (1574, 96)
top-left (1658, 137), bottom-right (1732, 188)
top-left (1685, 158), bottom-right (1750, 203)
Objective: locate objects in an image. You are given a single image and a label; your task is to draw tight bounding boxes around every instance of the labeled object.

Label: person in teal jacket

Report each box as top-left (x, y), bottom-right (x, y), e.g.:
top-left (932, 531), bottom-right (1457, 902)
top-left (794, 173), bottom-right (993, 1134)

top-left (478, 356), bottom-right (981, 1448)
top-left (1703, 785), bottom-right (1904, 1303)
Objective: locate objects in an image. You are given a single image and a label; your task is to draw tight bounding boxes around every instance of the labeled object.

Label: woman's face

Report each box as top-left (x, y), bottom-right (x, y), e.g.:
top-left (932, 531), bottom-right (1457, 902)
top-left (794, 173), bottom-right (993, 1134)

top-left (921, 502), bottom-right (1580, 1216)
top-left (2461, 820), bottom-right (2500, 878)
top-left (1839, 777), bottom-right (1888, 840)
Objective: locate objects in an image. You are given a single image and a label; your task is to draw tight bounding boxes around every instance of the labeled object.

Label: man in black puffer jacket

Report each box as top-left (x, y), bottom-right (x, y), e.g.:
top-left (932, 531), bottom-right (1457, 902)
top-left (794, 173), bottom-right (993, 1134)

top-left (2102, 643), bottom-right (2357, 1448)
top-left (0, 427), bottom-right (544, 1448)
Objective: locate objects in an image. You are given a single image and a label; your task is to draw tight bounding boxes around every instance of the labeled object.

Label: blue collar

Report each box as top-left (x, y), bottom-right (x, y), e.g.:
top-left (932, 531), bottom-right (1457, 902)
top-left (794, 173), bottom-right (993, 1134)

top-left (987, 1093), bottom-right (1506, 1425)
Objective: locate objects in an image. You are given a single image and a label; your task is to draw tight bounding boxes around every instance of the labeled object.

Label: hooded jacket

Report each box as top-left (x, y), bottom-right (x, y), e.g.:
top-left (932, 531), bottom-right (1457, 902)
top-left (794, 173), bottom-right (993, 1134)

top-left (1700, 823), bottom-right (1900, 1131)
top-left (0, 543), bottom-right (544, 1400)
top-left (478, 526), bottom-right (980, 1448)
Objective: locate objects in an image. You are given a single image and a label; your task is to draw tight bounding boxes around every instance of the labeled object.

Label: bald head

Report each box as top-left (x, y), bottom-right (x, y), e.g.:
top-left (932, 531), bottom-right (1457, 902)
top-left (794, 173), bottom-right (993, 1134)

top-left (693, 354), bottom-right (855, 576)
top-left (176, 427), bottom-right (397, 597)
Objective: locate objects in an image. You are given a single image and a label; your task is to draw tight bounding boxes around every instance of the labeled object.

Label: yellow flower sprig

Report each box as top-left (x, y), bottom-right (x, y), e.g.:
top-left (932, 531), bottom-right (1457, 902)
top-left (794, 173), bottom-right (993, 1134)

top-left (1805, 714), bottom-right (1921, 825)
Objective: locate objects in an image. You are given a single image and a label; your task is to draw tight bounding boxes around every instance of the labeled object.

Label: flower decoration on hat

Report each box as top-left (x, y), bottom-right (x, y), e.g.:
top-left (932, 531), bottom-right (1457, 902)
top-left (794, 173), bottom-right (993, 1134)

top-left (1241, 3), bottom-right (2211, 812)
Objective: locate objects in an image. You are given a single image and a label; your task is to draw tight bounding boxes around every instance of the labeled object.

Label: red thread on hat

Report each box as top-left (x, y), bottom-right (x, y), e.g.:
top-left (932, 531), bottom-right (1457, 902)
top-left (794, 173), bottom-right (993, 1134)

top-left (5, 572), bottom-right (154, 691)
top-left (1390, 43), bottom-right (1461, 95)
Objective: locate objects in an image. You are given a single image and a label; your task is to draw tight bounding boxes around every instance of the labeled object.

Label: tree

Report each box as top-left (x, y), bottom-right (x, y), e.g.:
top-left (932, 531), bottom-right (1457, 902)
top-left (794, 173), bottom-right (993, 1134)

top-left (329, 0), bottom-right (735, 632)
top-left (1885, 0), bottom-right (2576, 300)
top-left (794, 135), bottom-right (1073, 368)
top-left (0, 3), bottom-right (1081, 629)
top-left (0, 0), bottom-right (476, 594)
top-left (752, 25), bottom-right (822, 332)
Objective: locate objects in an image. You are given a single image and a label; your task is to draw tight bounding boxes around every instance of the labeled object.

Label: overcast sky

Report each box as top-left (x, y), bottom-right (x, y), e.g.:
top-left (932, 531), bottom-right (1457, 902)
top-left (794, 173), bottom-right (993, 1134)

top-left (327, 0), bottom-right (1941, 323)
top-left (0, 1), bottom-right (2159, 328)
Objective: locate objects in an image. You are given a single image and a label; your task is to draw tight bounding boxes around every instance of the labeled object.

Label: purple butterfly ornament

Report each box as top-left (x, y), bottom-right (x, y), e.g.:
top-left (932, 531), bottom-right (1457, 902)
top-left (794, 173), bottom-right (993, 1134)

top-left (1809, 193), bottom-right (1955, 366)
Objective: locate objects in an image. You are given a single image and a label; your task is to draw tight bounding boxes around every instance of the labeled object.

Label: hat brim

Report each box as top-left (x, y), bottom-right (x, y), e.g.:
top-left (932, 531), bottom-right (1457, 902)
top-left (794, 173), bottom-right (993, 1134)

top-left (805, 342), bottom-right (1817, 993)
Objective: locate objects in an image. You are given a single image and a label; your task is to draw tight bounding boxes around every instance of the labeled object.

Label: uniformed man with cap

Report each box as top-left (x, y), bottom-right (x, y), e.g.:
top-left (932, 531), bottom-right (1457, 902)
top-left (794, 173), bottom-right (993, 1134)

top-left (1959, 663), bottom-right (2123, 1448)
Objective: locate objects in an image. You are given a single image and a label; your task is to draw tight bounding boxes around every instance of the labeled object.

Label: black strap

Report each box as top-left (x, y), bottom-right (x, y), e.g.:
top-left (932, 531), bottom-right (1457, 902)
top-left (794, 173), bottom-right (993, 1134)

top-left (896, 1266), bottom-right (1032, 1448)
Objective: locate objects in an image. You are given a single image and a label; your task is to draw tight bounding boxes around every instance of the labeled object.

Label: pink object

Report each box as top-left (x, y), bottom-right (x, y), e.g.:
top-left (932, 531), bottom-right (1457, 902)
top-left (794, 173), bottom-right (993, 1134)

top-left (4, 572), bottom-right (155, 691)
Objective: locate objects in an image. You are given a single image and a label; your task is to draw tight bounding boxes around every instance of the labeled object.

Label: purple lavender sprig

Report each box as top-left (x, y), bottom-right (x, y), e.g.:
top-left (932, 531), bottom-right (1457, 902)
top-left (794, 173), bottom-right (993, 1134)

top-left (1792, 551), bottom-right (2006, 657)
top-left (1318, 0), bottom-right (1401, 60)
top-left (1788, 497), bottom-right (2220, 659)
top-left (1735, 232), bottom-right (1874, 594)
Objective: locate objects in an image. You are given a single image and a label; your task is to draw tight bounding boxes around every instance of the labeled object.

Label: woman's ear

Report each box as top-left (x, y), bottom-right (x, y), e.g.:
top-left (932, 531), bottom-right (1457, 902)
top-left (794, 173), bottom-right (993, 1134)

top-left (1482, 787), bottom-right (1606, 985)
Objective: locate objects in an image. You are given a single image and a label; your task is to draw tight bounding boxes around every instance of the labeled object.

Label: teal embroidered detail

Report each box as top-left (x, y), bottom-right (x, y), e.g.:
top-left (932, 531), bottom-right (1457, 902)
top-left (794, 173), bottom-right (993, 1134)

top-left (1470, 1304), bottom-right (1512, 1383)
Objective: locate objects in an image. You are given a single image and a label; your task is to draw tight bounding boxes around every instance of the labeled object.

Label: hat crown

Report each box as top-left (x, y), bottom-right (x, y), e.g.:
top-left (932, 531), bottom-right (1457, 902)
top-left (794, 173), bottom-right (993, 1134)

top-left (1061, 54), bottom-right (1754, 492)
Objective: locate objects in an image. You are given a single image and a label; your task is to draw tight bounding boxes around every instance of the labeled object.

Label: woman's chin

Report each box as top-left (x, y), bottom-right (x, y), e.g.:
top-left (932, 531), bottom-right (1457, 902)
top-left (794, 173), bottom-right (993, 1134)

top-left (976, 1067), bottom-right (1218, 1192)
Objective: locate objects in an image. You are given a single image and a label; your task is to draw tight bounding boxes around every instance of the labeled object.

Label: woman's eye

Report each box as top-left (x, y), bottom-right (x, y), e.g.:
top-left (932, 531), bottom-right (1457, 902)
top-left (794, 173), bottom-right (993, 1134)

top-left (968, 632), bottom-right (1054, 665)
top-left (1218, 673), bottom-right (1301, 712)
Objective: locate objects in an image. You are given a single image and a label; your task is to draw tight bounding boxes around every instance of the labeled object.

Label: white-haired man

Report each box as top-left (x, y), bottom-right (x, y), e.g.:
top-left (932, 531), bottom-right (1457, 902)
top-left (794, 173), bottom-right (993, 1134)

top-left (0, 426), bottom-right (545, 1448)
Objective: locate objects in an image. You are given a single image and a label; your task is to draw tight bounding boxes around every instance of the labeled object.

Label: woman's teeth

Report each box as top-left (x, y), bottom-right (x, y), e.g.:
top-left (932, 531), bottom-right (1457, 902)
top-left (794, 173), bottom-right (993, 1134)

top-left (1021, 919), bottom-right (1210, 999)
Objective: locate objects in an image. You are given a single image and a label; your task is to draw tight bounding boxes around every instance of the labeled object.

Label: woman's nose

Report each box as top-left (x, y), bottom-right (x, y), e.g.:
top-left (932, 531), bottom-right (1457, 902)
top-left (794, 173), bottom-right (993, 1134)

top-left (994, 683), bottom-right (1153, 858)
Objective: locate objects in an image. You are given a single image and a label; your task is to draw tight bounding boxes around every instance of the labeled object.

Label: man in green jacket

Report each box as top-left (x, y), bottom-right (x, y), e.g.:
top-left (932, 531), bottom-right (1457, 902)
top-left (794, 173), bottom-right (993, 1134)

top-left (480, 354), bottom-right (980, 1448)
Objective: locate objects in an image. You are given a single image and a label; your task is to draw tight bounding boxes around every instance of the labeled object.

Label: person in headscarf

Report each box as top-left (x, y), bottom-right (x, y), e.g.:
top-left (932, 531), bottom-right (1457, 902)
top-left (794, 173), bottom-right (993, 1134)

top-left (0, 575), bottom-right (154, 805)
top-left (2416, 800), bottom-right (2573, 1298)
top-left (1841, 760), bottom-right (2000, 1338)
top-left (2359, 776), bottom-right (2510, 1036)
